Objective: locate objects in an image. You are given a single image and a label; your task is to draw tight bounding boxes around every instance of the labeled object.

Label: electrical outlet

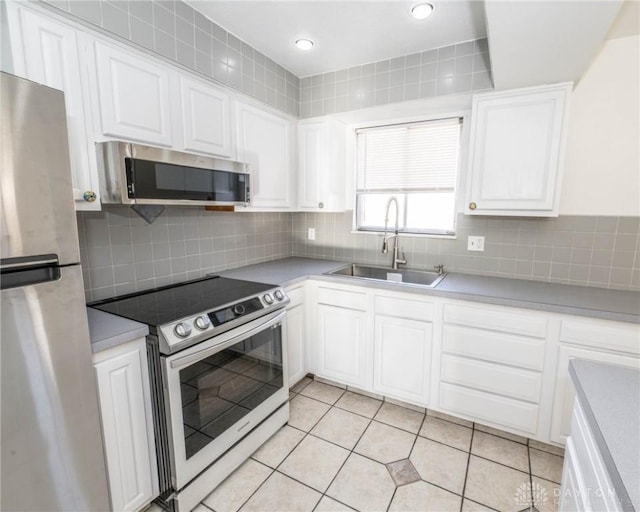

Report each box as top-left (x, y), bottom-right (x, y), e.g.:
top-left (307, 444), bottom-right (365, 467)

top-left (467, 235), bottom-right (485, 251)
top-left (307, 228), bottom-right (316, 241)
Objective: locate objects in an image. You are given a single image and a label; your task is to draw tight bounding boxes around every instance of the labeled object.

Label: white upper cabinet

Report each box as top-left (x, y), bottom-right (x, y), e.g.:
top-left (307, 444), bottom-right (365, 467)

top-left (176, 75), bottom-right (232, 158)
top-left (297, 118), bottom-right (347, 211)
top-left (236, 101), bottom-right (293, 209)
top-left (466, 83), bottom-right (572, 216)
top-left (6, 5), bottom-right (101, 210)
top-left (93, 41), bottom-right (173, 146)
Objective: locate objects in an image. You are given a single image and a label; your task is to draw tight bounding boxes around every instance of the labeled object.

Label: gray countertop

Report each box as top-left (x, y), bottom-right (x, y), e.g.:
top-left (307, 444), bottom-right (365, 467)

top-left (569, 359), bottom-right (640, 511)
top-left (88, 256), bottom-right (638, 353)
top-left (221, 257), bottom-right (640, 323)
top-left (87, 307), bottom-right (149, 354)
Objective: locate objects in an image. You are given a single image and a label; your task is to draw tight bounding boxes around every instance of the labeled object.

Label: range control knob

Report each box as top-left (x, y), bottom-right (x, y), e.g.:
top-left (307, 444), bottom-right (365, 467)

top-left (233, 304), bottom-right (246, 315)
top-left (263, 293), bottom-right (274, 305)
top-left (194, 315), bottom-right (211, 330)
top-left (274, 289), bottom-right (285, 301)
top-left (174, 322), bottom-right (192, 338)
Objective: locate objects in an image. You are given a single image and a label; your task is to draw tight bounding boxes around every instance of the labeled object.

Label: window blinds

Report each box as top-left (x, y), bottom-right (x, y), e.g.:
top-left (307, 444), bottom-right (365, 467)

top-left (356, 117), bottom-right (461, 192)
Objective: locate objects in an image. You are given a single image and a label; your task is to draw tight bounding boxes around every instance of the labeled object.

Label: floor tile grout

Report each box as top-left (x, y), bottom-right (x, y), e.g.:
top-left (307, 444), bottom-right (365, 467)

top-left (198, 378), bottom-right (560, 512)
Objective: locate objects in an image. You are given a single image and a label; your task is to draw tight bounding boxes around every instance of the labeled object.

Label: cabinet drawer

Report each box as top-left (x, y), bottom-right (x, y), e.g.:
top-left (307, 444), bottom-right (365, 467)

top-left (375, 295), bottom-right (433, 322)
top-left (560, 319), bottom-right (640, 356)
top-left (442, 325), bottom-right (546, 371)
top-left (317, 286), bottom-right (367, 311)
top-left (571, 401), bottom-right (621, 511)
top-left (440, 354), bottom-right (542, 403)
top-left (286, 286), bottom-right (304, 309)
top-left (439, 382), bottom-right (539, 435)
top-left (444, 304), bottom-right (548, 338)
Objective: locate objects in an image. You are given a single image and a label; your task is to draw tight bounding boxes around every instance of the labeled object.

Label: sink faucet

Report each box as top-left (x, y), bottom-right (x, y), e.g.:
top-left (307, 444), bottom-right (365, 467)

top-left (381, 197), bottom-right (407, 270)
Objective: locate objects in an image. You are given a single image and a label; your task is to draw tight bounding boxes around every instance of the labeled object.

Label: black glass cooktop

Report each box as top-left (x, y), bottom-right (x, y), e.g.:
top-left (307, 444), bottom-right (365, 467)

top-left (90, 276), bottom-right (274, 327)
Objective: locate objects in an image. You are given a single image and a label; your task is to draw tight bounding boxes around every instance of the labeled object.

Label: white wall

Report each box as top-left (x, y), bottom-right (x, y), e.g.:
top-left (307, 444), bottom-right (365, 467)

top-left (560, 33), bottom-right (640, 216)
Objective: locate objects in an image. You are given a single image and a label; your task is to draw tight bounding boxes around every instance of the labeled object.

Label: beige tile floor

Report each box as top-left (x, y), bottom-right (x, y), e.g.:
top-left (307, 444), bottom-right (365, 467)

top-left (194, 378), bottom-right (565, 512)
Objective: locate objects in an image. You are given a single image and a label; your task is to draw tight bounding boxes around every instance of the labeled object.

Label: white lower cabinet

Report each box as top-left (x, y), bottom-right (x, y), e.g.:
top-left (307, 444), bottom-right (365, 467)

top-left (560, 400), bottom-right (623, 511)
top-left (438, 302), bottom-right (548, 436)
top-left (316, 304), bottom-right (369, 388)
top-left (93, 338), bottom-right (158, 512)
top-left (372, 294), bottom-right (434, 406)
top-left (285, 284), bottom-right (307, 386)
top-left (550, 345), bottom-right (639, 445)
top-left (306, 278), bottom-right (639, 446)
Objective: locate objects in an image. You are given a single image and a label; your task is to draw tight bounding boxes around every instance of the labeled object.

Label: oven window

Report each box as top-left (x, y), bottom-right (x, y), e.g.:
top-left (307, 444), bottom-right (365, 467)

top-left (179, 326), bottom-right (283, 459)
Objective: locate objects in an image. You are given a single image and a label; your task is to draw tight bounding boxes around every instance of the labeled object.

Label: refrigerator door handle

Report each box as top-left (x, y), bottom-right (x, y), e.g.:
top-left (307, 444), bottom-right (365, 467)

top-left (0, 254), bottom-right (62, 291)
top-left (0, 254), bottom-right (59, 271)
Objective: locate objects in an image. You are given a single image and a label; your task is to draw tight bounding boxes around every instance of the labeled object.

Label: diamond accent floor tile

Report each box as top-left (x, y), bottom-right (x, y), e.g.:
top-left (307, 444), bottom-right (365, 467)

top-left (386, 458), bottom-right (421, 486)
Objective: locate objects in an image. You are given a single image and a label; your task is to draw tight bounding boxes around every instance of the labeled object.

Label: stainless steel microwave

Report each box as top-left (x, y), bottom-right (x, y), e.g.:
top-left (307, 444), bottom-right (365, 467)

top-left (96, 141), bottom-right (250, 206)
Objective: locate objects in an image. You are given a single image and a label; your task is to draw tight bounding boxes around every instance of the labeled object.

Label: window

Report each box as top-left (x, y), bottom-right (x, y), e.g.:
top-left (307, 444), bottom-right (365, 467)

top-left (355, 117), bottom-right (462, 235)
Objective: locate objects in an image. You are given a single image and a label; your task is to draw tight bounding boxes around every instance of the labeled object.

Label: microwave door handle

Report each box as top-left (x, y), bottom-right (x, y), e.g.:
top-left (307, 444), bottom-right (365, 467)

top-left (169, 309), bottom-right (286, 370)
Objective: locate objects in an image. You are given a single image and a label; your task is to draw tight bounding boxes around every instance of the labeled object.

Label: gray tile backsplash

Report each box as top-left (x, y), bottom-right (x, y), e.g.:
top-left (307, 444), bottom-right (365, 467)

top-left (77, 206), bottom-right (293, 301)
top-left (79, 208), bottom-right (639, 300)
top-left (292, 212), bottom-right (640, 292)
top-left (299, 39), bottom-right (493, 118)
top-left (42, 0), bottom-right (300, 116)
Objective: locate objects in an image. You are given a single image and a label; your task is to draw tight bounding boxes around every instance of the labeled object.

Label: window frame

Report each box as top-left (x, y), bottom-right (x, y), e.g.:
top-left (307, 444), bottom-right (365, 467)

top-left (353, 114), bottom-right (464, 237)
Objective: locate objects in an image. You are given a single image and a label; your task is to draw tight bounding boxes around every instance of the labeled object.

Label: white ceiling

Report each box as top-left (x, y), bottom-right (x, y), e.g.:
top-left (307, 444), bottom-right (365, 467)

top-left (485, 0), bottom-right (624, 90)
top-left (187, 1), bottom-right (488, 77)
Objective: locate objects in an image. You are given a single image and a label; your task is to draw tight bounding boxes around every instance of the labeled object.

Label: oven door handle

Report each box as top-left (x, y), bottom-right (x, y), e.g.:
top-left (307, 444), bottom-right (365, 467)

top-left (169, 309), bottom-right (286, 370)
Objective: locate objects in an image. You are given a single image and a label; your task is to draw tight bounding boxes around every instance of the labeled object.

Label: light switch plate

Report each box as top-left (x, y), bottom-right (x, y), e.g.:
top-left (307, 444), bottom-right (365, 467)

top-left (308, 228), bottom-right (316, 241)
top-left (468, 235), bottom-right (485, 251)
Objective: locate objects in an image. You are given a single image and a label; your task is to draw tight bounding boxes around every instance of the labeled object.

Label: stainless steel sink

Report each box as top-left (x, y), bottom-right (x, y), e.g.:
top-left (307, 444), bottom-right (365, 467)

top-left (326, 264), bottom-right (446, 288)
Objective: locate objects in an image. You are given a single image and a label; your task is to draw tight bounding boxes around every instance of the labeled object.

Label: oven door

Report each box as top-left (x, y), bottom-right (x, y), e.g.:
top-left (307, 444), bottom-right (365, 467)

top-left (162, 309), bottom-right (288, 490)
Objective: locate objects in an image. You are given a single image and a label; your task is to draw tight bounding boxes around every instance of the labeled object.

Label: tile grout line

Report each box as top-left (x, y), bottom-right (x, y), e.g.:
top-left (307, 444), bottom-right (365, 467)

top-left (201, 379), bottom-right (559, 512)
top-left (312, 393), bottom-right (385, 511)
top-left (383, 411), bottom-right (429, 512)
top-left (459, 424), bottom-right (476, 512)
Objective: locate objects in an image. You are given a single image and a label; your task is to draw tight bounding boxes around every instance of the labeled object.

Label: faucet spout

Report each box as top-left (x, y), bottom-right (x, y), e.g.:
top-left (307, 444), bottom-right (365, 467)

top-left (381, 197), bottom-right (406, 269)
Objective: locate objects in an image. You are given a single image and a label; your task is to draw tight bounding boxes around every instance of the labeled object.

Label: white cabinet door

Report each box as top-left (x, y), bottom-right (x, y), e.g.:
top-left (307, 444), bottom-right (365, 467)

top-left (179, 75), bottom-right (232, 157)
top-left (316, 304), bottom-right (368, 388)
top-left (94, 339), bottom-right (158, 512)
top-left (8, 6), bottom-right (101, 210)
top-left (94, 41), bottom-right (172, 146)
top-left (373, 315), bottom-right (432, 406)
top-left (550, 345), bottom-right (639, 445)
top-left (236, 102), bottom-right (292, 209)
top-left (466, 83), bottom-right (571, 216)
top-left (298, 118), bottom-right (346, 212)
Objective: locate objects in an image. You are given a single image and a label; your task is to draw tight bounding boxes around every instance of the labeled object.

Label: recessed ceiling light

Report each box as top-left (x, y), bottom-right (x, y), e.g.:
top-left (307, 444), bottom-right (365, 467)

top-left (411, 3), bottom-right (434, 20)
top-left (295, 39), bottom-right (314, 51)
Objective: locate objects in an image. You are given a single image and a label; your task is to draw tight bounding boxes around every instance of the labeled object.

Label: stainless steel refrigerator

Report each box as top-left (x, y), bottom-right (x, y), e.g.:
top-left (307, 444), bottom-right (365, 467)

top-left (1, 72), bottom-right (110, 510)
